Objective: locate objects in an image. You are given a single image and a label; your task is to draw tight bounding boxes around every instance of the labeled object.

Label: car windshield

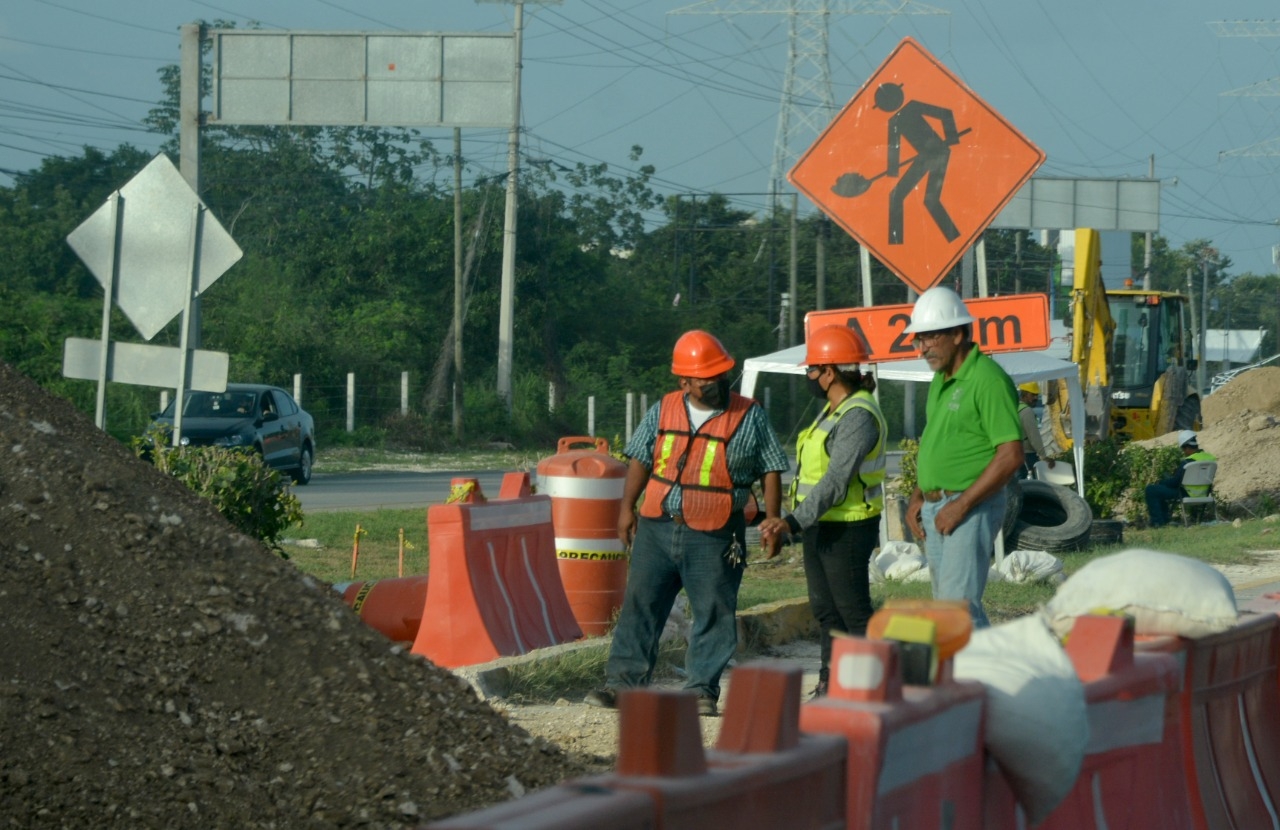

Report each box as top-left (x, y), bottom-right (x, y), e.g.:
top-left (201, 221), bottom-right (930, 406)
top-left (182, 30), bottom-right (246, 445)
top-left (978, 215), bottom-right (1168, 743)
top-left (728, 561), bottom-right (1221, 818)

top-left (177, 391), bottom-right (257, 418)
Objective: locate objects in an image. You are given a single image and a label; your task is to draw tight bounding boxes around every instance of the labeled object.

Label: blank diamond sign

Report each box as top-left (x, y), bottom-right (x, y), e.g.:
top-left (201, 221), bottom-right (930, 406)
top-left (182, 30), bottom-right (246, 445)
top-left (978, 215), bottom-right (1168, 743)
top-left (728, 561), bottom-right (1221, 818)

top-left (66, 154), bottom-right (242, 341)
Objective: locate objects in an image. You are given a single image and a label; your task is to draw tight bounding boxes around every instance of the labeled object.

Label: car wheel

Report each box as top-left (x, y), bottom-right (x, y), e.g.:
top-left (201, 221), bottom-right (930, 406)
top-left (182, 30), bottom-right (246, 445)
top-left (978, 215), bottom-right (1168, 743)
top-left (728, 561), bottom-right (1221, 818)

top-left (291, 445), bottom-right (313, 485)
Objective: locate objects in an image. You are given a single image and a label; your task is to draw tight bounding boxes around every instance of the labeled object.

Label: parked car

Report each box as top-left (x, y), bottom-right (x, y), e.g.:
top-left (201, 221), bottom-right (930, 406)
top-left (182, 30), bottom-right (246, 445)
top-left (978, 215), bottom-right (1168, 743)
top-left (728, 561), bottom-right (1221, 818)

top-left (151, 384), bottom-right (316, 484)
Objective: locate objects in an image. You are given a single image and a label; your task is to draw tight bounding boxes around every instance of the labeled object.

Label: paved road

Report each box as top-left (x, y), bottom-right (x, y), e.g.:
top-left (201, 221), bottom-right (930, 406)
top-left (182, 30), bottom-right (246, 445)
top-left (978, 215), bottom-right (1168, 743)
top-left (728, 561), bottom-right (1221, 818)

top-left (295, 452), bottom-right (903, 514)
top-left (296, 470), bottom-right (511, 513)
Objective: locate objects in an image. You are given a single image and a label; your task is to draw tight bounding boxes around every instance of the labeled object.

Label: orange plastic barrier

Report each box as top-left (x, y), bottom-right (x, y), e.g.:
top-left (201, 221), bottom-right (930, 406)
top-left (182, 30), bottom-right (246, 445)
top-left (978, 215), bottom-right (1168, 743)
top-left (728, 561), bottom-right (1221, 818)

top-left (1138, 612), bottom-right (1280, 830)
top-left (536, 437), bottom-right (629, 636)
top-left (800, 635), bottom-right (987, 830)
top-left (586, 667), bottom-right (847, 830)
top-left (334, 575), bottom-right (429, 643)
top-left (982, 614), bottom-right (1193, 830)
top-left (425, 783), bottom-right (655, 829)
top-left (426, 663), bottom-right (845, 830)
top-left (413, 473), bottom-right (582, 668)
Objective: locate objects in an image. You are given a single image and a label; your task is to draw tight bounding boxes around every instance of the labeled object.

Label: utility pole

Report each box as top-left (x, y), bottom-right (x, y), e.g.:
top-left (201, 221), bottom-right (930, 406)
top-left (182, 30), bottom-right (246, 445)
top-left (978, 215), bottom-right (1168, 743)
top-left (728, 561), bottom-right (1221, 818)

top-left (482, 0), bottom-right (560, 413)
top-left (1143, 155), bottom-right (1154, 289)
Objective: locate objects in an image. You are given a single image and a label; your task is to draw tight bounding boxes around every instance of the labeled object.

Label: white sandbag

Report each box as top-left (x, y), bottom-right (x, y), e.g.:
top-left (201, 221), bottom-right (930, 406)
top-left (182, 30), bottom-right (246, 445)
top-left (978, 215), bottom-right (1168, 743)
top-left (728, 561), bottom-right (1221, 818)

top-left (995, 549), bottom-right (1064, 585)
top-left (953, 615), bottom-right (1087, 824)
top-left (1043, 548), bottom-right (1238, 638)
top-left (872, 542), bottom-right (925, 584)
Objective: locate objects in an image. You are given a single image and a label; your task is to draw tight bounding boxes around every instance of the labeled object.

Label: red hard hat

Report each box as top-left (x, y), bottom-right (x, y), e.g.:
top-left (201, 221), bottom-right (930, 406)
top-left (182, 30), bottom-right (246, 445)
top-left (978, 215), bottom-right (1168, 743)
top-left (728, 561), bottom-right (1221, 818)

top-left (801, 325), bottom-right (871, 366)
top-left (672, 330), bottom-right (735, 378)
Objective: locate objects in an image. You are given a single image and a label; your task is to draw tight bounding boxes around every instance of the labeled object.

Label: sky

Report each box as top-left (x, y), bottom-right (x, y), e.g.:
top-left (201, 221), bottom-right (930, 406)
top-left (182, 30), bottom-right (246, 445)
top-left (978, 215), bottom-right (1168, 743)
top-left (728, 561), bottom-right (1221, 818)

top-left (3, 0), bottom-right (1280, 277)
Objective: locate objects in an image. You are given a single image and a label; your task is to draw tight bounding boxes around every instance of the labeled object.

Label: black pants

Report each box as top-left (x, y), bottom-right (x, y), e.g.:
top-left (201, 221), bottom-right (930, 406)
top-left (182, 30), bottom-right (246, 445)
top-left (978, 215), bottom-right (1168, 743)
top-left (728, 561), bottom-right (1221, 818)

top-left (802, 516), bottom-right (881, 676)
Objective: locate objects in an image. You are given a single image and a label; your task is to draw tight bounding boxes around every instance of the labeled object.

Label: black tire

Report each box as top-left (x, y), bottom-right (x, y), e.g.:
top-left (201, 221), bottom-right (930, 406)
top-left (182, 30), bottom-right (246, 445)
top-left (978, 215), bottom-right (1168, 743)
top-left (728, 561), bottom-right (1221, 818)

top-left (1002, 478), bottom-right (1023, 540)
top-left (1175, 396), bottom-right (1201, 431)
top-left (291, 445), bottom-right (313, 485)
top-left (1008, 479), bottom-right (1093, 553)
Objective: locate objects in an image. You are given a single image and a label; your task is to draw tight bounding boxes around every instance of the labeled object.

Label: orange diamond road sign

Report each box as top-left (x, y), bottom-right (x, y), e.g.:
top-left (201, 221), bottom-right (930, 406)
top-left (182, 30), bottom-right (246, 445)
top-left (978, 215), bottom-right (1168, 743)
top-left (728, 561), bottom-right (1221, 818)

top-left (789, 37), bottom-right (1045, 295)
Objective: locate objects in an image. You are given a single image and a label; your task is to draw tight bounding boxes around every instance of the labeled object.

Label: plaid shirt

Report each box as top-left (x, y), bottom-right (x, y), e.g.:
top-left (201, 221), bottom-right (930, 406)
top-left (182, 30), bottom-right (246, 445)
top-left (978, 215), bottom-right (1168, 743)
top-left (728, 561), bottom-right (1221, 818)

top-left (624, 393), bottom-right (789, 515)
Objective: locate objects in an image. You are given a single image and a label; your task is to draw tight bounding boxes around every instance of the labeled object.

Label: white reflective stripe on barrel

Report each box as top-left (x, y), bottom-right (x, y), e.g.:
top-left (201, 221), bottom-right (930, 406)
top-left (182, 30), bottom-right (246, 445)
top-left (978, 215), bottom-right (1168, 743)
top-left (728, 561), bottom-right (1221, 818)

top-left (539, 474), bottom-right (626, 500)
top-left (555, 536), bottom-right (626, 552)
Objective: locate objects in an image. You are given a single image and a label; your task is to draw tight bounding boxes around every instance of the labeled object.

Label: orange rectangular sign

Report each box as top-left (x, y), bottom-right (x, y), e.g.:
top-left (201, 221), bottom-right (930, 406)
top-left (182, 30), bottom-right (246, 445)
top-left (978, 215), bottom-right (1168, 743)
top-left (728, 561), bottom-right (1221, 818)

top-left (804, 293), bottom-right (1050, 363)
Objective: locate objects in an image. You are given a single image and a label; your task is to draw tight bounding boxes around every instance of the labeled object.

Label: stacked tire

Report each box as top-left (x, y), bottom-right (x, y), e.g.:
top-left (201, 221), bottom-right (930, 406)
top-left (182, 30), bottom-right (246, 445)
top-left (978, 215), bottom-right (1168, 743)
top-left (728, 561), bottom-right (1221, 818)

top-left (1006, 479), bottom-right (1093, 553)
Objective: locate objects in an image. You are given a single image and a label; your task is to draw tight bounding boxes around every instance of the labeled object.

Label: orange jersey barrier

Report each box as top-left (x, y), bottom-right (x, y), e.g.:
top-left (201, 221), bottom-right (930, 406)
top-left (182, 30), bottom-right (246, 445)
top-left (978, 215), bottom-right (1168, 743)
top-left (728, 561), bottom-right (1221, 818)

top-left (1138, 612), bottom-right (1280, 830)
top-left (536, 437), bottom-right (629, 636)
top-left (800, 636), bottom-right (987, 830)
top-left (334, 574), bottom-right (429, 643)
top-left (982, 615), bottom-right (1193, 830)
top-left (413, 473), bottom-right (582, 668)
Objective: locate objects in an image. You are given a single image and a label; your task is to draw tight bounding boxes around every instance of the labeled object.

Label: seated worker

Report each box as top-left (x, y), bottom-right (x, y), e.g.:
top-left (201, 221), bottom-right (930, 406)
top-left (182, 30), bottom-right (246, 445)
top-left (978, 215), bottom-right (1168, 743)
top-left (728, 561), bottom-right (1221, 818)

top-left (1016, 382), bottom-right (1055, 480)
top-left (1144, 430), bottom-right (1217, 528)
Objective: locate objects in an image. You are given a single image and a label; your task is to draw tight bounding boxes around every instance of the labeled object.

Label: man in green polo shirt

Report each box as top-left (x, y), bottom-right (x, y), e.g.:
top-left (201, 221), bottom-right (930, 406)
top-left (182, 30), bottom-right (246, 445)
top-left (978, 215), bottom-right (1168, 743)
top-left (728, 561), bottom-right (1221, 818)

top-left (904, 286), bottom-right (1024, 628)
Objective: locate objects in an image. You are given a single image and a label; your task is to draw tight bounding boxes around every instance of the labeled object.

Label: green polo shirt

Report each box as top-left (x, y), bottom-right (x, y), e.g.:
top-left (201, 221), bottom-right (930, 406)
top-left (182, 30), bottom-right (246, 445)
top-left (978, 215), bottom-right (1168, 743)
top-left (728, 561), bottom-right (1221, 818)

top-left (917, 346), bottom-right (1022, 492)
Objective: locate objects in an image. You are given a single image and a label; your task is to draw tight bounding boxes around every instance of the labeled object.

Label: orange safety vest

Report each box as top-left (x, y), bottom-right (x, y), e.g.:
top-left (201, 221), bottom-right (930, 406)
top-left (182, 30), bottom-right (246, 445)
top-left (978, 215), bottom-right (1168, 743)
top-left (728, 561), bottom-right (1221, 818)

top-left (639, 390), bottom-right (751, 531)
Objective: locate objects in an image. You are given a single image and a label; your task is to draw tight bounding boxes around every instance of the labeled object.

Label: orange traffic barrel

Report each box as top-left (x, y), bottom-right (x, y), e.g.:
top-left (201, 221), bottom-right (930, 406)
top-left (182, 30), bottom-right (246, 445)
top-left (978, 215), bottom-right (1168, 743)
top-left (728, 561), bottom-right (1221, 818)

top-left (536, 436), bottom-right (629, 637)
top-left (335, 575), bottom-right (430, 643)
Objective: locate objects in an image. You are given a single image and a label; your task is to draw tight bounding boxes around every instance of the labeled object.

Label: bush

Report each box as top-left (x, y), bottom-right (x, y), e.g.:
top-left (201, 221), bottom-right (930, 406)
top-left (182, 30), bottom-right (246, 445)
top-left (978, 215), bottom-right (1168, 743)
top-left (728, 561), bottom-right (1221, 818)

top-left (1081, 438), bottom-right (1181, 521)
top-left (134, 427), bottom-right (304, 554)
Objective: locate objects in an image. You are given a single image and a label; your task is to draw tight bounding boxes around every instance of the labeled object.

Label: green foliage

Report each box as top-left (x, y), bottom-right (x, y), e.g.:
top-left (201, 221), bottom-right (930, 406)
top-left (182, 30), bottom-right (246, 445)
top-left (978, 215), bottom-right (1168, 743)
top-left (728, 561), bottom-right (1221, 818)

top-left (890, 438), bottom-right (920, 498)
top-left (134, 427), bottom-right (304, 553)
top-left (1081, 438), bottom-right (1182, 521)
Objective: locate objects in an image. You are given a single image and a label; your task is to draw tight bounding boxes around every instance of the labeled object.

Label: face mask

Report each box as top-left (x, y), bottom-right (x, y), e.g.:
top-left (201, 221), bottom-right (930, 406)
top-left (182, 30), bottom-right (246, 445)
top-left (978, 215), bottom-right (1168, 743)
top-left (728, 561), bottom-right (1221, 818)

top-left (698, 378), bottom-right (731, 409)
top-left (807, 375), bottom-right (828, 400)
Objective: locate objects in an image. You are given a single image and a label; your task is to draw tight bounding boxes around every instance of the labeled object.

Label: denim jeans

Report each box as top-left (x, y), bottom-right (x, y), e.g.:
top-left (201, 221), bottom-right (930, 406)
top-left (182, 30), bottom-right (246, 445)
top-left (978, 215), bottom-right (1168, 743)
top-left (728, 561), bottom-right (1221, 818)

top-left (1145, 481), bottom-right (1181, 527)
top-left (605, 514), bottom-right (745, 700)
top-left (803, 517), bottom-right (880, 675)
top-left (920, 488), bottom-right (1006, 629)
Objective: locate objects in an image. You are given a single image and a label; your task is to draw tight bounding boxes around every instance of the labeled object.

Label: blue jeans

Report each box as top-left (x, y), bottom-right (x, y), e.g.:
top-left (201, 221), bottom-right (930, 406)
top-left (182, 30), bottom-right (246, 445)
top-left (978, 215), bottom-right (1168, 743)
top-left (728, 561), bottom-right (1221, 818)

top-left (921, 488), bottom-right (1007, 629)
top-left (1145, 480), bottom-right (1182, 527)
top-left (605, 515), bottom-right (745, 700)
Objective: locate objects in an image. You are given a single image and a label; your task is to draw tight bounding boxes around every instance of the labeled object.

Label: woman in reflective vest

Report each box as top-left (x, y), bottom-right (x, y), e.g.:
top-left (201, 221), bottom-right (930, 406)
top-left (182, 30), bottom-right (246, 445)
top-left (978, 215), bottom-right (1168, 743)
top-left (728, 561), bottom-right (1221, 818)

top-left (759, 325), bottom-right (887, 697)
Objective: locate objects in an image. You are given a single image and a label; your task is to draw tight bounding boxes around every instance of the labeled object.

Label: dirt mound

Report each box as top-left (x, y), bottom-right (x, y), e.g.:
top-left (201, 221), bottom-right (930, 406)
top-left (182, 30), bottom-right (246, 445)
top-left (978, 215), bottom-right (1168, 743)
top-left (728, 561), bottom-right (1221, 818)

top-left (1140, 367), bottom-right (1280, 509)
top-left (0, 361), bottom-right (585, 828)
top-left (1202, 366), bottom-right (1280, 425)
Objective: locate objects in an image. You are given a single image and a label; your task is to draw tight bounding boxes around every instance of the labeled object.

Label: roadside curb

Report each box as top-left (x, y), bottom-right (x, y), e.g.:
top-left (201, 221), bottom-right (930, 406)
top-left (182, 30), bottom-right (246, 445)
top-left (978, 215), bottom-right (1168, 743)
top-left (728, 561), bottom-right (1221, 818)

top-left (453, 597), bottom-right (815, 701)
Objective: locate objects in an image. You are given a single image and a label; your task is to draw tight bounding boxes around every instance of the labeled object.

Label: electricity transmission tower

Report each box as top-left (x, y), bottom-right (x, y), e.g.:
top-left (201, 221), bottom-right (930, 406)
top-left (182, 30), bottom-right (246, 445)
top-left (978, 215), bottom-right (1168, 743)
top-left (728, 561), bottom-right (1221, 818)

top-left (1211, 20), bottom-right (1280, 160)
top-left (670, 0), bottom-right (947, 204)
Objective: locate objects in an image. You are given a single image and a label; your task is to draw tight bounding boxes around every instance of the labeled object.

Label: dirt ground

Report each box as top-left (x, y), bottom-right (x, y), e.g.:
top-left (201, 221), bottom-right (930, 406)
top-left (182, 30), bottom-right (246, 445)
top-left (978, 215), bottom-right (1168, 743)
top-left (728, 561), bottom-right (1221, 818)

top-left (1154, 366), bottom-right (1280, 510)
top-left (0, 361), bottom-right (589, 829)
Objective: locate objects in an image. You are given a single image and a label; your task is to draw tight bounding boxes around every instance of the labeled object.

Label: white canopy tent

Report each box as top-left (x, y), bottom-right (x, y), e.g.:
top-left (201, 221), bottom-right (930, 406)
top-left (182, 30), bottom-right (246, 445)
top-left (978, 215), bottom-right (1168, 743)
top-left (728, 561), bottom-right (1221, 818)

top-left (741, 345), bottom-right (1087, 498)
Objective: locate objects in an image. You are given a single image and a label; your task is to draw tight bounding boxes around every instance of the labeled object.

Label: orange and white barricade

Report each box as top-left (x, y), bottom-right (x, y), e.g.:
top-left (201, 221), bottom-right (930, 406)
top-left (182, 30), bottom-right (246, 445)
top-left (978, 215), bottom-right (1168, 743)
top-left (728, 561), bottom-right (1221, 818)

top-left (1138, 611), bottom-right (1280, 830)
top-left (413, 473), bottom-right (581, 668)
top-left (801, 633), bottom-right (987, 830)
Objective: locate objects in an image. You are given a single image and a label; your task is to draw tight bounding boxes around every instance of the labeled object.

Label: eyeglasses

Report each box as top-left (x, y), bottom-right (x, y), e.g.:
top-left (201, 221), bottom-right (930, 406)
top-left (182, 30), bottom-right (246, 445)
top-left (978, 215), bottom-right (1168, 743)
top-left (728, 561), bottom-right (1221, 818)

top-left (912, 331), bottom-right (950, 348)
top-left (805, 366), bottom-right (824, 377)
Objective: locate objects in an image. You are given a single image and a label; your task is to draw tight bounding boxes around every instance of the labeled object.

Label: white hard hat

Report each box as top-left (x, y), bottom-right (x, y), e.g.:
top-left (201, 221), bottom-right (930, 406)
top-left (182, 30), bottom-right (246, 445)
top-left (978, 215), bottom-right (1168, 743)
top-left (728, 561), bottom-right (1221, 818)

top-left (1177, 430), bottom-right (1198, 447)
top-left (903, 286), bottom-right (975, 334)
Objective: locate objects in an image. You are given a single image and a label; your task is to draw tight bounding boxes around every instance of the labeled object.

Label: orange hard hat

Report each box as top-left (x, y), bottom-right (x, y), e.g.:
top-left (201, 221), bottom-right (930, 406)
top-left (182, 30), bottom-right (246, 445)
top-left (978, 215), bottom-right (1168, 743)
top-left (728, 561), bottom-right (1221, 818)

top-left (672, 330), bottom-right (735, 378)
top-left (801, 325), bottom-right (871, 367)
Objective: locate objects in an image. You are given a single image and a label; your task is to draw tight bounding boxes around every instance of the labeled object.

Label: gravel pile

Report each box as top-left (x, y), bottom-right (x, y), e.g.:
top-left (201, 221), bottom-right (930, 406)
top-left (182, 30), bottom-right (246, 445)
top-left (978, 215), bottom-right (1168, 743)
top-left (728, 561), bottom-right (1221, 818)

top-left (0, 360), bottom-right (586, 828)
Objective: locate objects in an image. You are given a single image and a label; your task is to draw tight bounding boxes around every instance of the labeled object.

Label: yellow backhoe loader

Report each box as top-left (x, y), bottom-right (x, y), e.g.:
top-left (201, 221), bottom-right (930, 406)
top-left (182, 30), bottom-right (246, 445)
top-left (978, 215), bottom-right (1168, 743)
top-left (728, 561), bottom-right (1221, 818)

top-left (1046, 228), bottom-right (1201, 450)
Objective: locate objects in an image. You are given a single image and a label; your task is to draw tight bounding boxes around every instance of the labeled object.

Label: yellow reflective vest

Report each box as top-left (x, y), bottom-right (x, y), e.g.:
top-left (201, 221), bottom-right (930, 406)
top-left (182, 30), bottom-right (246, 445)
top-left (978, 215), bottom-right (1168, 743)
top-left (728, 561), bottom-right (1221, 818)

top-left (789, 390), bottom-right (886, 522)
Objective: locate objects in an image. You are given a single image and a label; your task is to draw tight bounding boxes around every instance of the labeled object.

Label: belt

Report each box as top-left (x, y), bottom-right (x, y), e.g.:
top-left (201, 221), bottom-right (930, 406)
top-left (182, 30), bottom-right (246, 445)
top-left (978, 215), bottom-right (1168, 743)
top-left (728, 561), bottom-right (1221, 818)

top-left (922, 489), bottom-right (963, 503)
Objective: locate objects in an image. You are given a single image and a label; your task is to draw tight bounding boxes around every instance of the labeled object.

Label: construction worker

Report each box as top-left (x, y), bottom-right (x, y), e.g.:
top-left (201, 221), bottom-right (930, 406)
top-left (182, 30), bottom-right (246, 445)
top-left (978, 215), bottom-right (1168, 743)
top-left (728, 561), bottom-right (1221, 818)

top-left (904, 287), bottom-right (1023, 628)
top-left (758, 325), bottom-right (887, 698)
top-left (1016, 381), bottom-right (1055, 480)
top-left (585, 330), bottom-right (788, 717)
top-left (1144, 430), bottom-right (1218, 528)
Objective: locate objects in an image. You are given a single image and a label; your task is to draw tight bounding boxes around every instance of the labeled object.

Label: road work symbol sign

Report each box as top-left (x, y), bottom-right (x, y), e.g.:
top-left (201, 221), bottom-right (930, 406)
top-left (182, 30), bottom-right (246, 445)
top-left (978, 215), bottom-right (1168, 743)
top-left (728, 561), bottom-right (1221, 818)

top-left (789, 37), bottom-right (1045, 295)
